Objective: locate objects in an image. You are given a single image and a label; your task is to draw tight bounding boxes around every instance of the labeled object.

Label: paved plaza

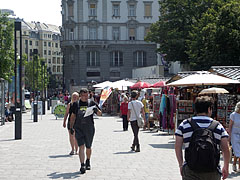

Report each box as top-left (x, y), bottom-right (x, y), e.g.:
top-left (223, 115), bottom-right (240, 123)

top-left (0, 110), bottom-right (240, 180)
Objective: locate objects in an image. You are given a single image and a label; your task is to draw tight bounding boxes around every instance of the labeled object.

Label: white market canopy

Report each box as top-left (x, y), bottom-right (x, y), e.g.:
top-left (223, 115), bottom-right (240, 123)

top-left (167, 72), bottom-right (240, 87)
top-left (111, 80), bottom-right (135, 90)
top-left (93, 80), bottom-right (134, 90)
top-left (93, 81), bottom-right (113, 88)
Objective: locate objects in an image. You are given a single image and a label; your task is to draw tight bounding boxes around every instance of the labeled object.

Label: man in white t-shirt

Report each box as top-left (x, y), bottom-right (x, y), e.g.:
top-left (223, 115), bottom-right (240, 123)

top-left (127, 91), bottom-right (146, 152)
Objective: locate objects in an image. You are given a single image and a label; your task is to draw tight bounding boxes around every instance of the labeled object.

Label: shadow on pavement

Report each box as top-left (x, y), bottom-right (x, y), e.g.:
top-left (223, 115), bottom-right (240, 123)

top-left (113, 130), bottom-right (125, 132)
top-left (49, 154), bottom-right (72, 158)
top-left (0, 138), bottom-right (16, 142)
top-left (47, 172), bottom-right (80, 179)
top-left (228, 172), bottom-right (240, 178)
top-left (152, 133), bottom-right (173, 136)
top-left (149, 143), bottom-right (175, 149)
top-left (114, 151), bottom-right (135, 155)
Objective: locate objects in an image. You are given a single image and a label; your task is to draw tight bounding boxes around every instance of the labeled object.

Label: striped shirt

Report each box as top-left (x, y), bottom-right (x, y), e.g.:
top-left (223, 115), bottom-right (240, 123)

top-left (175, 116), bottom-right (229, 149)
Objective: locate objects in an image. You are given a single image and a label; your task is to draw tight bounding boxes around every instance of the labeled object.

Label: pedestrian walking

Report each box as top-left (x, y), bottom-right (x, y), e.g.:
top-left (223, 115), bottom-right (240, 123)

top-left (70, 88), bottom-right (102, 174)
top-left (142, 93), bottom-right (150, 130)
top-left (127, 91), bottom-right (146, 152)
top-left (63, 92), bottom-right (79, 155)
top-left (175, 96), bottom-right (230, 180)
top-left (228, 102), bottom-right (240, 172)
top-left (120, 96), bottom-right (129, 131)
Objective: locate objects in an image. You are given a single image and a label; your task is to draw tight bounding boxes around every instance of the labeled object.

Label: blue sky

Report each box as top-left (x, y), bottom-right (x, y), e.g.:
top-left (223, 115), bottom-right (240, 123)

top-left (0, 0), bottom-right (62, 26)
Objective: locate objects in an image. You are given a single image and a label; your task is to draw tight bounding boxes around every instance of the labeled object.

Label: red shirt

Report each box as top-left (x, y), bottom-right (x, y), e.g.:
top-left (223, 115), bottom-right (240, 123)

top-left (120, 102), bottom-right (128, 115)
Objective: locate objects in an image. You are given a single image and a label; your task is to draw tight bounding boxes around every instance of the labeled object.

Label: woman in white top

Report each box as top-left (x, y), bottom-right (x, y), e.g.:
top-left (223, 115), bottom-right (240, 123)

top-left (229, 102), bottom-right (240, 172)
top-left (127, 91), bottom-right (146, 152)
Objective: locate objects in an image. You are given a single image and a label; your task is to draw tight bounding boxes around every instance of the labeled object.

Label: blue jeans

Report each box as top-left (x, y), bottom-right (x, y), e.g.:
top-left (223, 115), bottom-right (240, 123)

top-left (145, 113), bottom-right (149, 123)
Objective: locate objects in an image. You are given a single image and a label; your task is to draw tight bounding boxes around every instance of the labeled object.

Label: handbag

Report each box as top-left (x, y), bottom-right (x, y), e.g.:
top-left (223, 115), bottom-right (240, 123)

top-left (131, 101), bottom-right (144, 128)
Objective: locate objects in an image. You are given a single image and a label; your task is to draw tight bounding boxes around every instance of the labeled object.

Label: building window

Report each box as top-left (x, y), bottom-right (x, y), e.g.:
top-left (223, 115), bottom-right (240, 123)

top-left (53, 57), bottom-right (56, 64)
top-left (48, 50), bottom-right (51, 55)
top-left (29, 40), bottom-right (32, 46)
top-left (68, 4), bottom-right (73, 17)
top-left (57, 66), bottom-right (60, 72)
top-left (110, 71), bottom-right (120, 77)
top-left (89, 27), bottom-right (97, 40)
top-left (134, 51), bottom-right (147, 67)
top-left (35, 41), bottom-right (38, 46)
top-left (69, 29), bottom-right (74, 40)
top-left (44, 50), bottom-right (47, 55)
top-left (129, 28), bottom-right (136, 40)
top-left (112, 27), bottom-right (120, 40)
top-left (44, 41), bottom-right (47, 46)
top-left (25, 40), bottom-right (28, 45)
top-left (113, 4), bottom-right (120, 17)
top-left (53, 66), bottom-right (56, 73)
top-left (129, 5), bottom-right (136, 16)
top-left (87, 72), bottom-right (100, 77)
top-left (87, 51), bottom-right (100, 66)
top-left (48, 42), bottom-right (51, 47)
top-left (57, 58), bottom-right (60, 64)
top-left (48, 59), bottom-right (51, 64)
top-left (55, 43), bottom-right (58, 48)
top-left (145, 27), bottom-right (150, 37)
top-left (89, 3), bottom-right (96, 16)
top-left (30, 49), bottom-right (33, 56)
top-left (110, 51), bottom-right (123, 67)
top-left (144, 3), bottom-right (152, 17)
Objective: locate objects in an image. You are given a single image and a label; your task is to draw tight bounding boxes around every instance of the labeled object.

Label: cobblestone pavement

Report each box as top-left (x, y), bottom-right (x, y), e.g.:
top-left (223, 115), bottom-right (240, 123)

top-left (0, 110), bottom-right (239, 180)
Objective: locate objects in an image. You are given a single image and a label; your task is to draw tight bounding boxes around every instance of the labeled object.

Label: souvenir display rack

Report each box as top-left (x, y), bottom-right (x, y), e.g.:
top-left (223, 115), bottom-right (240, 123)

top-left (152, 93), bottom-right (161, 119)
top-left (217, 94), bottom-right (228, 127)
top-left (177, 100), bottom-right (194, 126)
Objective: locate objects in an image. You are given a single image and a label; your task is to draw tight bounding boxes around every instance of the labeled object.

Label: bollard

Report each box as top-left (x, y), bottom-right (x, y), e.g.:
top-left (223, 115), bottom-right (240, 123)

top-left (47, 99), bottom-right (50, 110)
top-left (15, 107), bottom-right (22, 139)
top-left (42, 99), bottom-right (45, 115)
top-left (33, 101), bottom-right (38, 122)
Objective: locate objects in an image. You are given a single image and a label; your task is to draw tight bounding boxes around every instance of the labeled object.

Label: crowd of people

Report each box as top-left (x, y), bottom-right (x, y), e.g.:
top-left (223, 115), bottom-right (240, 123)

top-left (60, 87), bottom-right (240, 179)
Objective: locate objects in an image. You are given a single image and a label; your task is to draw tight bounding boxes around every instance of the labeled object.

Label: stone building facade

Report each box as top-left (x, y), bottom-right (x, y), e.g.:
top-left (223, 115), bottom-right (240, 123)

top-left (20, 21), bottom-right (63, 83)
top-left (61, 0), bottom-right (160, 89)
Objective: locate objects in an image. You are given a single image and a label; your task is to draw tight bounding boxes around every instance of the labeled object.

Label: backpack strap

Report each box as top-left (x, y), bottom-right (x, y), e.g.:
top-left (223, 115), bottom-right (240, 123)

top-left (207, 120), bottom-right (219, 131)
top-left (188, 118), bottom-right (199, 130)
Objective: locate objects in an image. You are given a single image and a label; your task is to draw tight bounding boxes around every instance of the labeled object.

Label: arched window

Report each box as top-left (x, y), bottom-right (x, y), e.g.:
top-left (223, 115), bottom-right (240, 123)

top-left (134, 51), bottom-right (146, 67)
top-left (110, 51), bottom-right (123, 67)
top-left (87, 51), bottom-right (100, 66)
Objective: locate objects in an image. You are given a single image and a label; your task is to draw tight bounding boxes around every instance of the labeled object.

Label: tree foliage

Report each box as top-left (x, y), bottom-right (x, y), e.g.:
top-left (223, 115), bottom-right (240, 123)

top-left (24, 56), bottom-right (48, 91)
top-left (145, 0), bottom-right (240, 70)
top-left (0, 12), bottom-right (14, 80)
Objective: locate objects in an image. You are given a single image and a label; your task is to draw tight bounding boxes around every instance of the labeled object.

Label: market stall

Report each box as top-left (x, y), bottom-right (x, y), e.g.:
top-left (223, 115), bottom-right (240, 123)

top-left (167, 72), bottom-right (240, 128)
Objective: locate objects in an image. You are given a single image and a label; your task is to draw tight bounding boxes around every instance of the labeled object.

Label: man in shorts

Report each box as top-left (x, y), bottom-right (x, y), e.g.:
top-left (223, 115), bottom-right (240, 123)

top-left (70, 88), bottom-right (102, 174)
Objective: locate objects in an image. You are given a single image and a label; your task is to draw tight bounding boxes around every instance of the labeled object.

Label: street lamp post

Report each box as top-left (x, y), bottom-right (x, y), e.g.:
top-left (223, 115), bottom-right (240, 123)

top-left (33, 49), bottom-right (38, 122)
top-left (14, 21), bottom-right (22, 140)
top-left (41, 61), bottom-right (45, 115)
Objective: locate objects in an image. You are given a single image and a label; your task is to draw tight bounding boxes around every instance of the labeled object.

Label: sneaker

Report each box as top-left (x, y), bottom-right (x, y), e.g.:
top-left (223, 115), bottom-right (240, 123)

top-left (80, 164), bottom-right (86, 174)
top-left (86, 159), bottom-right (91, 170)
top-left (69, 151), bottom-right (74, 155)
top-left (233, 164), bottom-right (237, 172)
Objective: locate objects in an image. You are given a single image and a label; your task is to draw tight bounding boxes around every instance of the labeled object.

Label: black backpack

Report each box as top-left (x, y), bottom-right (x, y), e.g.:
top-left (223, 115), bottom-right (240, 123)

top-left (185, 118), bottom-right (220, 172)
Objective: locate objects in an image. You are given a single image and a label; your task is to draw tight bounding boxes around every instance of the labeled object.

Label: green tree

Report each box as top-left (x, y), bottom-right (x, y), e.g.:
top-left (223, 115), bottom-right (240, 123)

top-left (145, 0), bottom-right (240, 70)
top-left (24, 56), bottom-right (48, 91)
top-left (0, 12), bottom-right (14, 80)
top-left (187, 0), bottom-right (240, 70)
